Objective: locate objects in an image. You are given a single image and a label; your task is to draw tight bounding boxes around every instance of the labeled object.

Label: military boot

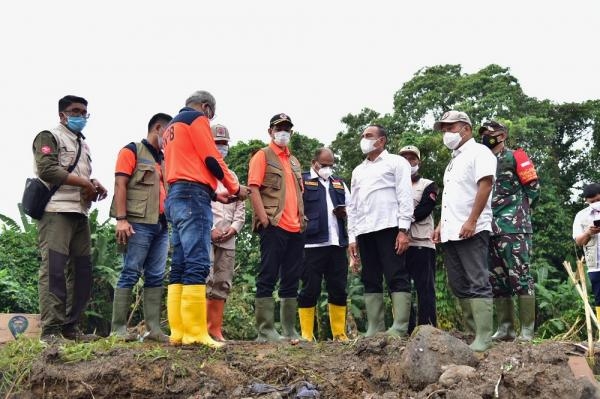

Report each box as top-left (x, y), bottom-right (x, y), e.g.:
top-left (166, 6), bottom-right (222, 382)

top-left (491, 297), bottom-right (516, 341)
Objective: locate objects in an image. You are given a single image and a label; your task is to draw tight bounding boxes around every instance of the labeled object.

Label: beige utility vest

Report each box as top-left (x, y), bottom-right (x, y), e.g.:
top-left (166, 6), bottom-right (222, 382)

top-left (253, 146), bottom-right (305, 232)
top-left (109, 142), bottom-right (162, 224)
top-left (409, 177), bottom-right (435, 249)
top-left (35, 124), bottom-right (93, 215)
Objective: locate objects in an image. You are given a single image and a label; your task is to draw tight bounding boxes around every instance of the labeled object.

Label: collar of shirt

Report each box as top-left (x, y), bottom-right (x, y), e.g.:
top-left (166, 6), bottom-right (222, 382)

top-left (453, 138), bottom-right (475, 157)
top-left (269, 141), bottom-right (290, 157)
top-left (58, 123), bottom-right (86, 140)
top-left (141, 138), bottom-right (163, 163)
top-left (363, 149), bottom-right (389, 164)
top-left (310, 167), bottom-right (330, 185)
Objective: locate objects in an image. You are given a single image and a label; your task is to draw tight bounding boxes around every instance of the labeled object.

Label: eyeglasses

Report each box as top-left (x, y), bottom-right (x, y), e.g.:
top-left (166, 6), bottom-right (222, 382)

top-left (63, 108), bottom-right (90, 119)
top-left (316, 161), bottom-right (334, 168)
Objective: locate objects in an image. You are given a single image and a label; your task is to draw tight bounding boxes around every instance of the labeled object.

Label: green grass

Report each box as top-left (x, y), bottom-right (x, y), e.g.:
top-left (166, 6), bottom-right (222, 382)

top-left (0, 337), bottom-right (45, 396)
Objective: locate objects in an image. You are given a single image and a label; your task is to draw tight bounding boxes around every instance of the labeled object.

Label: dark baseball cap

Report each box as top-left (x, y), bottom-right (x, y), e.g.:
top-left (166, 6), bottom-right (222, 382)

top-left (269, 113), bottom-right (293, 127)
top-left (479, 120), bottom-right (508, 135)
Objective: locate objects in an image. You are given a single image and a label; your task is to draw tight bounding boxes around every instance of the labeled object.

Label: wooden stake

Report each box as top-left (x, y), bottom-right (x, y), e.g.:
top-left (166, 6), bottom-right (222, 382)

top-left (563, 260), bottom-right (600, 332)
top-left (577, 258), bottom-right (595, 359)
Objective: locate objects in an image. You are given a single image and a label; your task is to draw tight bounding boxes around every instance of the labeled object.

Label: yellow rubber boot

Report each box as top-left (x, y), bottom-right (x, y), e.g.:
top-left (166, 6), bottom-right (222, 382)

top-left (329, 304), bottom-right (349, 342)
top-left (298, 307), bottom-right (315, 341)
top-left (181, 285), bottom-right (224, 348)
top-left (167, 284), bottom-right (183, 345)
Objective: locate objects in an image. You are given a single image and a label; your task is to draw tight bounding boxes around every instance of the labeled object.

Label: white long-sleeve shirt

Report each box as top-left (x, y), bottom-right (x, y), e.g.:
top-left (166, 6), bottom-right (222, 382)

top-left (347, 150), bottom-right (413, 243)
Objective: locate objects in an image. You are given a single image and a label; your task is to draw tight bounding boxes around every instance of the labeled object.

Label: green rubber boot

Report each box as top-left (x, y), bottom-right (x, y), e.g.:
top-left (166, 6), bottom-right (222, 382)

top-left (143, 287), bottom-right (169, 342)
top-left (469, 298), bottom-right (493, 352)
top-left (459, 298), bottom-right (476, 334)
top-left (364, 293), bottom-right (386, 337)
top-left (255, 297), bottom-right (284, 342)
top-left (491, 297), bottom-right (516, 341)
top-left (517, 295), bottom-right (535, 342)
top-left (386, 292), bottom-right (411, 337)
top-left (280, 298), bottom-right (301, 340)
top-left (111, 288), bottom-right (136, 341)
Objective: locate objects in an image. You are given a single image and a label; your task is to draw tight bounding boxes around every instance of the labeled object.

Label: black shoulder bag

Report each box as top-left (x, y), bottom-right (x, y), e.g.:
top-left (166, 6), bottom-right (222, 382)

top-left (22, 138), bottom-right (82, 220)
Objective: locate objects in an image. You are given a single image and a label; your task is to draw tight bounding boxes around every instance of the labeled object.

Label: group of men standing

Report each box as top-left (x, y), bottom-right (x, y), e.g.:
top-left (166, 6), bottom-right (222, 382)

top-left (32, 93), bottom-right (539, 353)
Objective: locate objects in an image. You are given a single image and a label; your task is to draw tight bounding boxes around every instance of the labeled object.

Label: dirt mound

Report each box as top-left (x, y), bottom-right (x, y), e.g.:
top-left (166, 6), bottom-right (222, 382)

top-left (11, 336), bottom-right (598, 398)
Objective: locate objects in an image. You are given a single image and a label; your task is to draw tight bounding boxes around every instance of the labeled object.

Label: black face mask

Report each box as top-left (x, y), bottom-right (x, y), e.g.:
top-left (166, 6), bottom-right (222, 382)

top-left (481, 135), bottom-right (503, 149)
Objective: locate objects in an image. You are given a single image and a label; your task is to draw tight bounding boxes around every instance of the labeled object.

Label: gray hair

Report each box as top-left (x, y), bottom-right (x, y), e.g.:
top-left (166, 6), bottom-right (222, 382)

top-left (185, 90), bottom-right (216, 108)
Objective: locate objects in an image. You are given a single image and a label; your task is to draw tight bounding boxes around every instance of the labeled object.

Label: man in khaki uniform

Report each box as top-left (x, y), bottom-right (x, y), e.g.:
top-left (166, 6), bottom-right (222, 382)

top-left (33, 95), bottom-right (108, 342)
top-left (207, 124), bottom-right (245, 341)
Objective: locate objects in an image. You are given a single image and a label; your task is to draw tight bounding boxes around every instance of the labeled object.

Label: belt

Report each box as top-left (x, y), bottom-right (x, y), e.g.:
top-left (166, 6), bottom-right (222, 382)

top-left (171, 180), bottom-right (215, 200)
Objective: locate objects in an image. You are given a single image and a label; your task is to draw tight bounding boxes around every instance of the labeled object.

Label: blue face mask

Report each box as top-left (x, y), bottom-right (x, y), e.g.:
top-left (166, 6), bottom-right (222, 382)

top-left (66, 116), bottom-right (87, 132)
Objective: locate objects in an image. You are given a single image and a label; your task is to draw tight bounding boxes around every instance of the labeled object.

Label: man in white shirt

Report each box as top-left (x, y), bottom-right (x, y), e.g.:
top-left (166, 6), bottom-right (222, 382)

top-left (348, 125), bottom-right (414, 337)
top-left (572, 183), bottom-right (600, 322)
top-left (431, 110), bottom-right (497, 352)
top-left (298, 148), bottom-right (351, 341)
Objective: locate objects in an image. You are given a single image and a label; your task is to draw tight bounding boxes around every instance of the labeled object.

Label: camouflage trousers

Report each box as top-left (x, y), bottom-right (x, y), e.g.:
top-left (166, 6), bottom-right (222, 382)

top-left (488, 233), bottom-right (535, 297)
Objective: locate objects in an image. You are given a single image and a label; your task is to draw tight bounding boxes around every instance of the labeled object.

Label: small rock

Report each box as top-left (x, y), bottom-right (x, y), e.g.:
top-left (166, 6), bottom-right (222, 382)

top-left (438, 364), bottom-right (476, 387)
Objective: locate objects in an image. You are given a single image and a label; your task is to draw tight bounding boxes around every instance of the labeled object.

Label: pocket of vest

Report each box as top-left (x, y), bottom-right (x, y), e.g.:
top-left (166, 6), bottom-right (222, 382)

top-left (134, 163), bottom-right (156, 185)
top-left (126, 190), bottom-right (149, 217)
top-left (262, 173), bottom-right (282, 190)
top-left (59, 150), bottom-right (77, 168)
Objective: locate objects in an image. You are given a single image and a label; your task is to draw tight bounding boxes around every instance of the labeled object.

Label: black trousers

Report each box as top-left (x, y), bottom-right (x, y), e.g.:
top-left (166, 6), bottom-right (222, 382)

top-left (357, 227), bottom-right (411, 293)
top-left (256, 225), bottom-right (305, 298)
top-left (442, 231), bottom-right (492, 298)
top-left (298, 245), bottom-right (348, 307)
top-left (406, 245), bottom-right (437, 330)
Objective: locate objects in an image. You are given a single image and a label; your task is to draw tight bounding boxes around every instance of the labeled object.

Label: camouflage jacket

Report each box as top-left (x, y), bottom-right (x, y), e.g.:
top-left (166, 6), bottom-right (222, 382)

top-left (491, 148), bottom-right (540, 234)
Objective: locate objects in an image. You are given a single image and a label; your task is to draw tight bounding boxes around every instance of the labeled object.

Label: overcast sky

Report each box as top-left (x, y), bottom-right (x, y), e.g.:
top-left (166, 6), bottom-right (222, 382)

top-left (1, 1), bottom-right (599, 224)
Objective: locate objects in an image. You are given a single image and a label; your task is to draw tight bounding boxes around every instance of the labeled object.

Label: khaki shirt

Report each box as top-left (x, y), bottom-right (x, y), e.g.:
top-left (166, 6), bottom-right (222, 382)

top-left (211, 171), bottom-right (245, 250)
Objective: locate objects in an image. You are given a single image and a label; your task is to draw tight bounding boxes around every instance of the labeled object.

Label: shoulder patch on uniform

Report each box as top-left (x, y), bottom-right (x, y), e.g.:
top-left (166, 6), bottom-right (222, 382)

top-left (40, 146), bottom-right (52, 154)
top-left (332, 182), bottom-right (344, 189)
top-left (304, 180), bottom-right (318, 186)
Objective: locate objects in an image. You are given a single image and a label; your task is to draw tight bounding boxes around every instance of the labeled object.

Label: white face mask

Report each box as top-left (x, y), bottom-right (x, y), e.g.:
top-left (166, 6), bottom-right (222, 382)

top-left (274, 131), bottom-right (291, 146)
top-left (360, 138), bottom-right (378, 154)
top-left (216, 144), bottom-right (229, 158)
top-left (317, 166), bottom-right (333, 180)
top-left (590, 201), bottom-right (600, 211)
top-left (410, 165), bottom-right (419, 175)
top-left (443, 131), bottom-right (462, 150)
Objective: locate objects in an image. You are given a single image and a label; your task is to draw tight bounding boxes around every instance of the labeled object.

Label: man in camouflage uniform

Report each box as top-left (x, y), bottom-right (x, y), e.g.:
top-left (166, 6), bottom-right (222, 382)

top-left (479, 121), bottom-right (540, 341)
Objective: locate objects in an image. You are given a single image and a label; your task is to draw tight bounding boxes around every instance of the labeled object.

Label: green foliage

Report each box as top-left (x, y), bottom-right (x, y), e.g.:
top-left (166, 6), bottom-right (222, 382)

top-left (0, 213), bottom-right (40, 313)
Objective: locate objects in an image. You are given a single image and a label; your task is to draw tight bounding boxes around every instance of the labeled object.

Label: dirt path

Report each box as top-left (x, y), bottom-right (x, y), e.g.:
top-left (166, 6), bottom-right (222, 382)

top-left (12, 337), bottom-right (598, 398)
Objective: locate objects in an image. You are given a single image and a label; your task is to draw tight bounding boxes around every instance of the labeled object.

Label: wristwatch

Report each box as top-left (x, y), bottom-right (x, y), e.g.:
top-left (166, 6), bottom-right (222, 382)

top-left (398, 228), bottom-right (408, 234)
top-left (115, 215), bottom-right (127, 221)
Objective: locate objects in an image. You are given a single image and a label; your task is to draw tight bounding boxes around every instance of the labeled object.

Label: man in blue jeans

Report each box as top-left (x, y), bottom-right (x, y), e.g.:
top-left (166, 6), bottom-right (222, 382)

top-left (110, 113), bottom-right (172, 342)
top-left (163, 91), bottom-right (250, 348)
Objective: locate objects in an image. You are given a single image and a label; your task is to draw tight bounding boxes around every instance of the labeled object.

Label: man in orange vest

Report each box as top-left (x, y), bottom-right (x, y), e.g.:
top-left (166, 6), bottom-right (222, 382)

top-left (248, 113), bottom-right (306, 342)
top-left (162, 91), bottom-right (250, 348)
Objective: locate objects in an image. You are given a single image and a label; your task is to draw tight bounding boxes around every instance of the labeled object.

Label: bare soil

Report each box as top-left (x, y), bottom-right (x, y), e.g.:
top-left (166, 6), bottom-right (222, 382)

top-left (9, 335), bottom-right (600, 399)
